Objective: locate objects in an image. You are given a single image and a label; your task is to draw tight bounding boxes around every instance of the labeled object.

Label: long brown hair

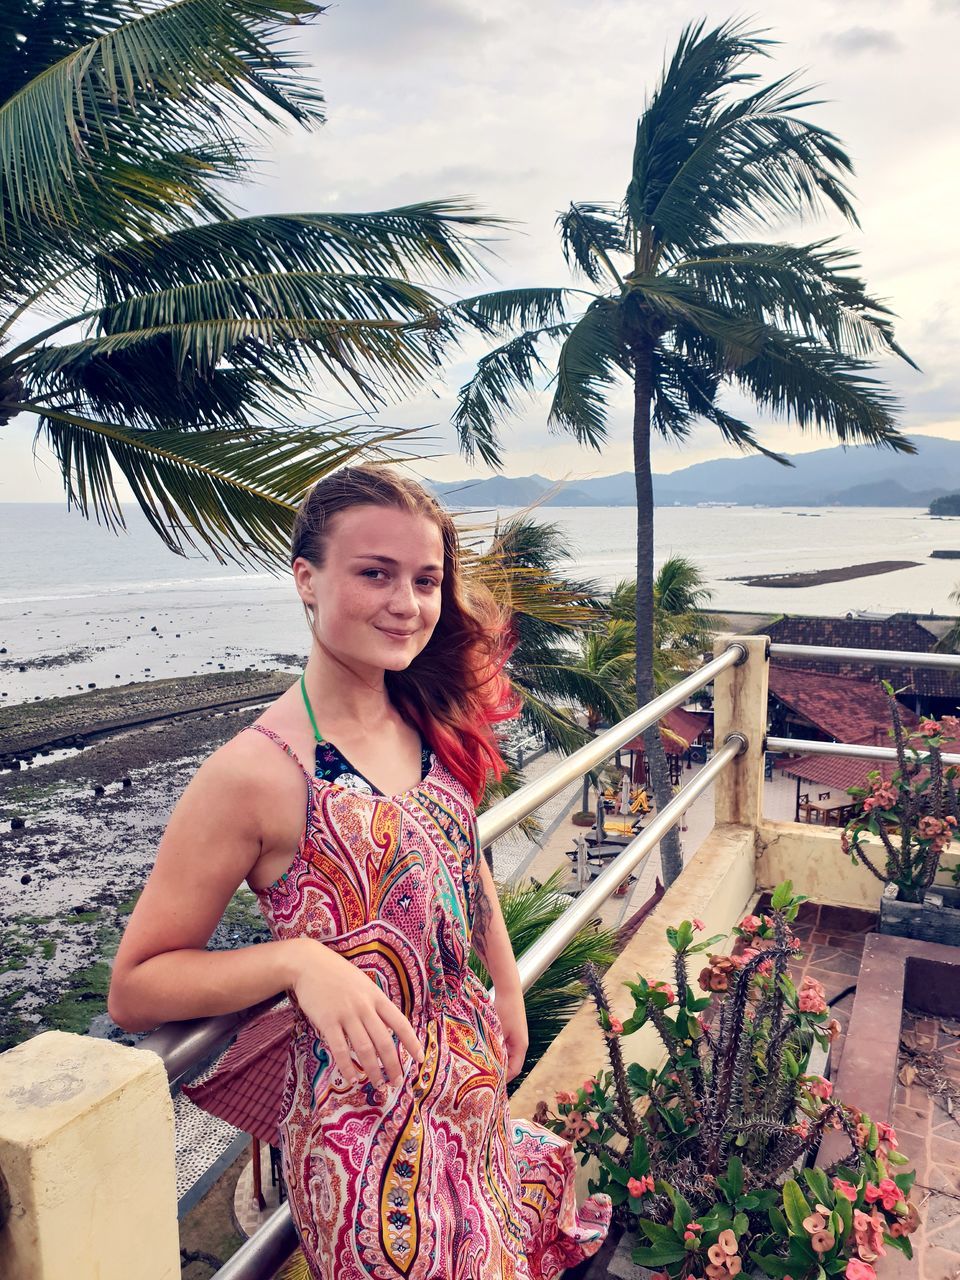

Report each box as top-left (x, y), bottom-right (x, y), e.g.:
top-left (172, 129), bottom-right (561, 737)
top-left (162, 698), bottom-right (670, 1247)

top-left (291, 465), bottom-right (518, 802)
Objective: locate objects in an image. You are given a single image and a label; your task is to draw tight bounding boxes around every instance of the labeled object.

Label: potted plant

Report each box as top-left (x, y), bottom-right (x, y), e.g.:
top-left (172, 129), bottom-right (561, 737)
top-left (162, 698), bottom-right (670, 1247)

top-left (841, 685), bottom-right (960, 943)
top-left (533, 883), bottom-right (920, 1279)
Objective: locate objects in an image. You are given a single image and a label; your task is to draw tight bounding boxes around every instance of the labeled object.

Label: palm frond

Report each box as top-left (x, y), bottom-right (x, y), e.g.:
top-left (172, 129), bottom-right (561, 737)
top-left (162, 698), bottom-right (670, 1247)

top-left (0, 0), bottom-right (327, 255)
top-left (548, 298), bottom-right (629, 448)
top-left (671, 240), bottom-right (917, 367)
top-left (452, 287), bottom-right (572, 336)
top-left (470, 870), bottom-right (617, 1086)
top-left (628, 22), bottom-right (856, 250)
top-left (26, 401), bottom-right (409, 563)
top-left (728, 328), bottom-right (914, 452)
top-left (453, 321), bottom-right (575, 466)
top-left (556, 203), bottom-right (628, 285)
top-left (94, 203), bottom-right (495, 301)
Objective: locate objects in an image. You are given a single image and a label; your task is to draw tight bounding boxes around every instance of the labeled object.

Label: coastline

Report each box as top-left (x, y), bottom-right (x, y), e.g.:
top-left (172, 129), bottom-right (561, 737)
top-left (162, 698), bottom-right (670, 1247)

top-left (727, 559), bottom-right (922, 589)
top-left (0, 680), bottom-right (283, 1052)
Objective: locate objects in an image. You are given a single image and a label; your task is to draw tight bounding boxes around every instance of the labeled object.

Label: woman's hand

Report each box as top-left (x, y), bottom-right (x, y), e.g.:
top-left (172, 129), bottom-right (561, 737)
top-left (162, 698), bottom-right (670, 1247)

top-left (291, 939), bottom-right (424, 1087)
top-left (493, 985), bottom-right (529, 1082)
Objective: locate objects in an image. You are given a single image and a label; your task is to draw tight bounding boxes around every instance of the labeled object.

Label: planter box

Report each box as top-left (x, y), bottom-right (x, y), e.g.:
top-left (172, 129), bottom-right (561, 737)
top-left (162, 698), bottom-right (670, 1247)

top-left (878, 882), bottom-right (960, 945)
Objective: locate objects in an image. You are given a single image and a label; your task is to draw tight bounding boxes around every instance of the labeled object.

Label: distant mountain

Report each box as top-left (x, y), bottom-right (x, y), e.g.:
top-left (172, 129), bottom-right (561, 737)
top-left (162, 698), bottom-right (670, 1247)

top-left (431, 436), bottom-right (960, 509)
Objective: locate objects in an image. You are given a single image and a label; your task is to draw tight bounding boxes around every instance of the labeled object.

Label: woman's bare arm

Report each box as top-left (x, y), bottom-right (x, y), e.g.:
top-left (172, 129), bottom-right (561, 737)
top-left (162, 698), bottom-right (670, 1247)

top-left (107, 736), bottom-right (423, 1084)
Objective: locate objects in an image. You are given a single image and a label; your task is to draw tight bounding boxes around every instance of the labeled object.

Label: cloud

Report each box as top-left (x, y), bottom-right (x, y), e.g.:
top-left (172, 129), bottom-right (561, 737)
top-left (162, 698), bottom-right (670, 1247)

top-left (308, 0), bottom-right (495, 65)
top-left (821, 26), bottom-right (903, 54)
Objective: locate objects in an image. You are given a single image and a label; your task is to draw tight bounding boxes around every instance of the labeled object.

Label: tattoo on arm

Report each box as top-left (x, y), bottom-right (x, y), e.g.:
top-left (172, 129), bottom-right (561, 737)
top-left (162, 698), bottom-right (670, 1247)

top-left (472, 876), bottom-right (494, 964)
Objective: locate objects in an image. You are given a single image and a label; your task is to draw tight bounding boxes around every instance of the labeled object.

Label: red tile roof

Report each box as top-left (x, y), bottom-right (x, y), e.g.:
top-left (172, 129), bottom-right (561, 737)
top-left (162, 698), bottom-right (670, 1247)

top-left (623, 707), bottom-right (711, 752)
top-left (760, 615), bottom-right (959, 700)
top-left (780, 752), bottom-right (894, 794)
top-left (184, 1002), bottom-right (294, 1145)
top-left (768, 668), bottom-right (918, 744)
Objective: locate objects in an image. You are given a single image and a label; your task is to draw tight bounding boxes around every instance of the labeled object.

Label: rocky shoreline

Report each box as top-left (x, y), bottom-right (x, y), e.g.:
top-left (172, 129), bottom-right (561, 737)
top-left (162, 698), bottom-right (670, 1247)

top-left (0, 673), bottom-right (293, 1052)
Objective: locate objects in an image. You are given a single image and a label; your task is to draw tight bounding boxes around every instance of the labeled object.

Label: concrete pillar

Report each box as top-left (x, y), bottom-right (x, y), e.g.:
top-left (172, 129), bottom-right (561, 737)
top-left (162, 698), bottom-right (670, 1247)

top-left (712, 633), bottom-right (770, 828)
top-left (0, 1031), bottom-right (179, 1280)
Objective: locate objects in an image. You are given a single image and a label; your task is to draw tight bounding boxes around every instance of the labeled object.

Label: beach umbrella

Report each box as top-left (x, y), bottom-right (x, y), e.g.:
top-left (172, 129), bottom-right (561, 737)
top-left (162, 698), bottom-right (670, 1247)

top-left (575, 835), bottom-right (588, 891)
top-left (619, 774), bottom-right (631, 815)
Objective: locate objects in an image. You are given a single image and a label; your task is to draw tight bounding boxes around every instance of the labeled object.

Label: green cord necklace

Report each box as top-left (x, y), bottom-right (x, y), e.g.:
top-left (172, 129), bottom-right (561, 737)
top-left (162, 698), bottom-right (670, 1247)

top-left (299, 672), bottom-right (325, 744)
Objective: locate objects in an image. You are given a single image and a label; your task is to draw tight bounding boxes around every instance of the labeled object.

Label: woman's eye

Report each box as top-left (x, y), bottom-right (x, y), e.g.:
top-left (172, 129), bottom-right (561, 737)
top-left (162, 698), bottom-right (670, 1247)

top-left (417, 578), bottom-right (440, 589)
top-left (361, 568), bottom-right (387, 580)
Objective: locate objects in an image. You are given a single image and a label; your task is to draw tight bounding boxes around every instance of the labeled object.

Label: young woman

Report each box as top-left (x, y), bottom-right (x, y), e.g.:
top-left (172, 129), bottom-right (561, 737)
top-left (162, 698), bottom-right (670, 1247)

top-left (108, 466), bottom-right (610, 1279)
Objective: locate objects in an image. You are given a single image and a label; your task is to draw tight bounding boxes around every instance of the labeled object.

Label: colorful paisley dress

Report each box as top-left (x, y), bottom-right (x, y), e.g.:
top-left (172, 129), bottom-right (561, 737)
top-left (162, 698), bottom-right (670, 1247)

top-left (243, 724), bottom-right (610, 1279)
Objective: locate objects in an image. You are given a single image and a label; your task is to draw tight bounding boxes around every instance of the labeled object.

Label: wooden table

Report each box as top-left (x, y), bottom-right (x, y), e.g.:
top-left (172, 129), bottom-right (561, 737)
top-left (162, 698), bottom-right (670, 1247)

top-left (797, 800), bottom-right (850, 827)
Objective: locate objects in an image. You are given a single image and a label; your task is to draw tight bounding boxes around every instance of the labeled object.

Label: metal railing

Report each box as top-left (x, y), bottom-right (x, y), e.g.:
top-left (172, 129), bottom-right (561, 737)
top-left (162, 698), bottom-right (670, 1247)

top-left (766, 736), bottom-right (960, 769)
top-left (768, 643), bottom-right (960, 670)
top-left (171, 645), bottom-right (747, 1280)
top-left (144, 641), bottom-right (746, 1081)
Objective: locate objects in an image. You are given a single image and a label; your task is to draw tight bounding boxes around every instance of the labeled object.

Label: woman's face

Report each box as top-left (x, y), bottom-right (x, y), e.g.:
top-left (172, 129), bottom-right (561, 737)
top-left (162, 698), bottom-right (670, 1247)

top-left (294, 503), bottom-right (445, 677)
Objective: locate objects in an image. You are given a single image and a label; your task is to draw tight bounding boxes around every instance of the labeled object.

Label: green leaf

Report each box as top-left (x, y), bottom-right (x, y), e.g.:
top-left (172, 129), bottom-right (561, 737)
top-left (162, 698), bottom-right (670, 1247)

top-left (802, 1168), bottom-right (830, 1206)
top-left (750, 1252), bottom-right (797, 1278)
top-left (782, 1179), bottom-right (811, 1234)
top-left (771, 881), bottom-right (794, 911)
top-left (768, 1206), bottom-right (789, 1237)
top-left (632, 1245), bottom-right (689, 1266)
top-left (734, 1212), bottom-right (749, 1236)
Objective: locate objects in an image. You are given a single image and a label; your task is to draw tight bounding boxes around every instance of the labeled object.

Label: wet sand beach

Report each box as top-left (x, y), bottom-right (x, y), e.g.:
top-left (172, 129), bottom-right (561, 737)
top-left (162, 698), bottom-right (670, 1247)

top-left (0, 676), bottom-right (291, 1052)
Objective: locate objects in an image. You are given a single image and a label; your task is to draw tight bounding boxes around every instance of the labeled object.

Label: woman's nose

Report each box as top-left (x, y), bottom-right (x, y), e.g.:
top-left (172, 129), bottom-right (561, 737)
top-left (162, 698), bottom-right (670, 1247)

top-left (387, 580), bottom-right (418, 614)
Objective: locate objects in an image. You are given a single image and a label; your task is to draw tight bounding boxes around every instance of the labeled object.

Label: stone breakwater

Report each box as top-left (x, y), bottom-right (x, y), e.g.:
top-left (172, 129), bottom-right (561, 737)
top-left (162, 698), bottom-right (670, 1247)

top-left (0, 669), bottom-right (291, 769)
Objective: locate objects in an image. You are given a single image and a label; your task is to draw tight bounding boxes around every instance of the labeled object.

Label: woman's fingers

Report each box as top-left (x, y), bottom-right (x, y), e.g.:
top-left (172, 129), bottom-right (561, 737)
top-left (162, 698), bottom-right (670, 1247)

top-left (365, 1018), bottom-right (404, 1086)
top-left (343, 1019), bottom-right (382, 1086)
top-left (377, 997), bottom-right (425, 1065)
top-left (325, 1025), bottom-right (358, 1086)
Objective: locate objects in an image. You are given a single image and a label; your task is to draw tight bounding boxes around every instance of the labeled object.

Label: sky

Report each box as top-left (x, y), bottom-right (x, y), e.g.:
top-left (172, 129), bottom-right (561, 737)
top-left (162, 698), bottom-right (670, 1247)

top-left (3, 0), bottom-right (959, 499)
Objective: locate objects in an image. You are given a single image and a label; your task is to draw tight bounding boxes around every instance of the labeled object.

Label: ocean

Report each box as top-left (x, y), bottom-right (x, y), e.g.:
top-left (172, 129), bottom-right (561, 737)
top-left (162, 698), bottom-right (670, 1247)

top-left (1, 502), bottom-right (958, 705)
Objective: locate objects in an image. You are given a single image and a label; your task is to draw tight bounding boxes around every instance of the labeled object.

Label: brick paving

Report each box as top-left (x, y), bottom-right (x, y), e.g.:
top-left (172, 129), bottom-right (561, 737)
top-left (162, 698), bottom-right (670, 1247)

top-left (888, 1010), bottom-right (960, 1280)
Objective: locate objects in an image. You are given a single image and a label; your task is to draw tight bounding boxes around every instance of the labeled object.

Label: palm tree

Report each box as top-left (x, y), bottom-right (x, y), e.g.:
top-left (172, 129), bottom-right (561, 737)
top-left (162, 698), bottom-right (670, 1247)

top-left (452, 20), bottom-right (916, 884)
top-left (471, 514), bottom-right (633, 754)
top-left (937, 583), bottom-right (960, 654)
top-left (610, 554), bottom-right (715, 685)
top-left (0, 0), bottom-right (492, 564)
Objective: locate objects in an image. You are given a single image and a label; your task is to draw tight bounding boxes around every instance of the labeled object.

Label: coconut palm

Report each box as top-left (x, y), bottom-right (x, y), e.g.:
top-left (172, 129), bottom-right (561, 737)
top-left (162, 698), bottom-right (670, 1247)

top-left (610, 554), bottom-right (715, 684)
top-left (471, 514), bottom-right (633, 754)
top-left (0, 0), bottom-right (492, 564)
top-left (452, 20), bottom-right (916, 883)
top-left (936, 584), bottom-right (960, 655)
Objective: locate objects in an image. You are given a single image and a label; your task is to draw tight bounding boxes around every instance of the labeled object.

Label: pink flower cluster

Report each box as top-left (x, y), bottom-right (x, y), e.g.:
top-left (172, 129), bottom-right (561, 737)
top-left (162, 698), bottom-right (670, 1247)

top-left (801, 1205), bottom-right (836, 1255)
top-left (861, 777), bottom-right (898, 813)
top-left (626, 1173), bottom-right (654, 1198)
top-left (706, 1229), bottom-right (742, 1279)
top-left (798, 975), bottom-right (827, 1015)
top-left (803, 1074), bottom-right (833, 1101)
top-left (649, 979), bottom-right (676, 1005)
top-left (917, 813), bottom-right (957, 854)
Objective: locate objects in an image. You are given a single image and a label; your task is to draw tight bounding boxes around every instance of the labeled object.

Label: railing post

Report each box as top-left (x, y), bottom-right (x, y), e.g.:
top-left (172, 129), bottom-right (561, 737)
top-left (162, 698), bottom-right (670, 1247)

top-left (712, 634), bottom-right (769, 828)
top-left (0, 1031), bottom-right (180, 1279)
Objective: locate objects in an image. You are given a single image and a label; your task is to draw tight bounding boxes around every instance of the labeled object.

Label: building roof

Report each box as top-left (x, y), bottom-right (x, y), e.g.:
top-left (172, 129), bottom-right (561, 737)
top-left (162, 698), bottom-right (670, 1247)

top-left (184, 1002), bottom-right (293, 1145)
top-left (760, 614), bottom-right (960, 700)
top-left (623, 706), bottom-right (711, 753)
top-left (767, 667), bottom-right (916, 745)
top-left (780, 752), bottom-right (894, 794)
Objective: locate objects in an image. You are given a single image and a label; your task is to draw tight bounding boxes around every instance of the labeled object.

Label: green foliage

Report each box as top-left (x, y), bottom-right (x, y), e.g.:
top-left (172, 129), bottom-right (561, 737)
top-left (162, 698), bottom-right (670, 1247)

top-left (469, 871), bottom-right (616, 1088)
top-left (841, 691), bottom-right (960, 900)
top-left (930, 494), bottom-right (960, 517)
top-left (534, 883), bottom-right (922, 1278)
top-left (0, 1), bottom-right (496, 562)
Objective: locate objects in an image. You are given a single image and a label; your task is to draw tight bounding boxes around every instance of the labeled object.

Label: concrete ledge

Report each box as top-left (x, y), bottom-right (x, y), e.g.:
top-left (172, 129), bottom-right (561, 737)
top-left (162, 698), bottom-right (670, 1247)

top-left (0, 1031), bottom-right (180, 1280)
top-left (757, 821), bottom-right (885, 911)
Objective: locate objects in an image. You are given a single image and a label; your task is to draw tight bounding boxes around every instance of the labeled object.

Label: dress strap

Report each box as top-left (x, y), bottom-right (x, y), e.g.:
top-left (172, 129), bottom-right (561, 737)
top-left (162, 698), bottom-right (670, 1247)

top-left (246, 724), bottom-right (313, 783)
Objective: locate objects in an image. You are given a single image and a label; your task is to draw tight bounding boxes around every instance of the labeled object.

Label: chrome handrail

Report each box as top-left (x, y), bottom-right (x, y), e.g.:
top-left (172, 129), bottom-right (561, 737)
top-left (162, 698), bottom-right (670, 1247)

top-left (146, 642), bottom-right (746, 1080)
top-left (769, 643), bottom-right (960, 671)
top-left (511, 732), bottom-right (746, 992)
top-left (478, 643), bottom-right (744, 846)
top-left (209, 733), bottom-right (746, 1280)
top-left (765, 736), bottom-right (960, 768)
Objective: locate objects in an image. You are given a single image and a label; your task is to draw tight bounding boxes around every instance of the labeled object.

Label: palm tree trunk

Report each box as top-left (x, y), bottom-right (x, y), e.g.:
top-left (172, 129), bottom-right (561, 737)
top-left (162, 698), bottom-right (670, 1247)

top-left (633, 344), bottom-right (684, 885)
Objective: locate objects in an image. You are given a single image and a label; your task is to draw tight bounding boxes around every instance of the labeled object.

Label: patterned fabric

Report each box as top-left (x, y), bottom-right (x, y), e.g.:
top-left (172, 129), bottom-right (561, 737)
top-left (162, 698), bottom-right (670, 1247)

top-left (243, 723), bottom-right (610, 1280)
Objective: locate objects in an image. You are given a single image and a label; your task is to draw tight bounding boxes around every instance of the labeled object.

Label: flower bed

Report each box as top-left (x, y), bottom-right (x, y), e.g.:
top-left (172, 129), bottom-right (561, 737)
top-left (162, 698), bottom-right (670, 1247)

top-left (537, 885), bottom-right (921, 1280)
